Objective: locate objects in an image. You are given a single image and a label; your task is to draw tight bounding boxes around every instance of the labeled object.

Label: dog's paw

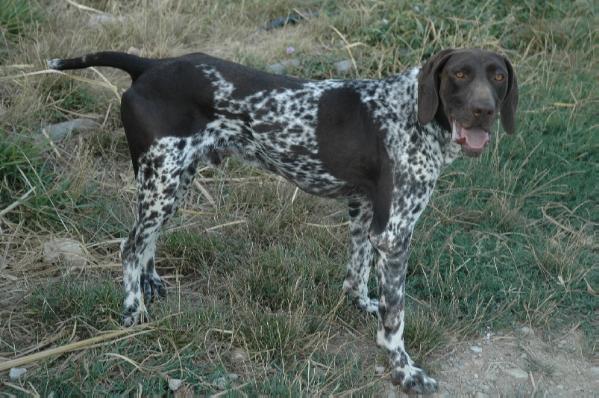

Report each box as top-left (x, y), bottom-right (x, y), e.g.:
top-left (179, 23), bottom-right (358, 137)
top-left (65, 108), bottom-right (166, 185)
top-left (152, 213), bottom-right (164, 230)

top-left (122, 301), bottom-right (148, 327)
top-left (141, 273), bottom-right (166, 304)
top-left (391, 366), bottom-right (438, 395)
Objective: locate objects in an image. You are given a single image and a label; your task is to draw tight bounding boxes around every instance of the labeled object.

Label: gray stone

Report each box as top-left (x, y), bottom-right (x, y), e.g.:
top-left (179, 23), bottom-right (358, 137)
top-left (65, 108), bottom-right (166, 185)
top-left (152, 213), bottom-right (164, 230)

top-left (9, 367), bottom-right (27, 380)
top-left (43, 238), bottom-right (87, 268)
top-left (267, 59), bottom-right (300, 75)
top-left (230, 347), bottom-right (249, 364)
top-left (520, 326), bottom-right (533, 335)
top-left (214, 373), bottom-right (239, 390)
top-left (470, 345), bottom-right (483, 353)
top-left (505, 368), bottom-right (528, 379)
top-left (334, 59), bottom-right (353, 74)
top-left (88, 13), bottom-right (125, 27)
top-left (168, 378), bottom-right (183, 391)
top-left (42, 118), bottom-right (100, 141)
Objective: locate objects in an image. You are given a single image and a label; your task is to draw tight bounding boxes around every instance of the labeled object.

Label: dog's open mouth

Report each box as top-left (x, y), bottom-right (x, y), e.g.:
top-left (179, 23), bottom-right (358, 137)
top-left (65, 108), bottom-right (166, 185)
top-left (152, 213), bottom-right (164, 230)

top-left (451, 119), bottom-right (490, 156)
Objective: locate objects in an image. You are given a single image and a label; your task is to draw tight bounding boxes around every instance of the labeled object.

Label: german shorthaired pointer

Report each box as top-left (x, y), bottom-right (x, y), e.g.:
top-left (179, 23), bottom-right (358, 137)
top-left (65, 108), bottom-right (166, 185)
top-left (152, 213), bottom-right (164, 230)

top-left (48, 48), bottom-right (517, 394)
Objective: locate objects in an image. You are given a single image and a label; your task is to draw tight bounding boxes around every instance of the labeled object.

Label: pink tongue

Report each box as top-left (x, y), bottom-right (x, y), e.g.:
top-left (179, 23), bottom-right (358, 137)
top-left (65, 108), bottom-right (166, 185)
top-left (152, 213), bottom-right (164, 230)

top-left (462, 127), bottom-right (489, 149)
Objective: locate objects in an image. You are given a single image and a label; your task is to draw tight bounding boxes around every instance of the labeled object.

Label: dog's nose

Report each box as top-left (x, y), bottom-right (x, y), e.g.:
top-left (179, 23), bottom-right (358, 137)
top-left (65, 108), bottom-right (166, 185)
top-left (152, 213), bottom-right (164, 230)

top-left (472, 103), bottom-right (495, 118)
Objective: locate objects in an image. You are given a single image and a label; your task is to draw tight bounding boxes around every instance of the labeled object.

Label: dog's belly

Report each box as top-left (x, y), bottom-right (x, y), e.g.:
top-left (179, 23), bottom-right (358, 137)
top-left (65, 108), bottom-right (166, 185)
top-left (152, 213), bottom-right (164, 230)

top-left (243, 139), bottom-right (353, 197)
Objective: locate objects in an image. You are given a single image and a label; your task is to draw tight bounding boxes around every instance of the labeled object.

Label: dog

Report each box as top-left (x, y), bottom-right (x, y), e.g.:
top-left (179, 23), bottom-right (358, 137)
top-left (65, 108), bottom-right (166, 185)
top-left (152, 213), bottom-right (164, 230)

top-left (47, 48), bottom-right (518, 394)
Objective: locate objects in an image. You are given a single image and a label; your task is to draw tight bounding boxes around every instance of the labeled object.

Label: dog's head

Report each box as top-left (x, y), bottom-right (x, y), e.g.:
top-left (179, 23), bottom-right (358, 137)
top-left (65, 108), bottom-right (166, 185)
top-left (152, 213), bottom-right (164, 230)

top-left (417, 48), bottom-right (518, 156)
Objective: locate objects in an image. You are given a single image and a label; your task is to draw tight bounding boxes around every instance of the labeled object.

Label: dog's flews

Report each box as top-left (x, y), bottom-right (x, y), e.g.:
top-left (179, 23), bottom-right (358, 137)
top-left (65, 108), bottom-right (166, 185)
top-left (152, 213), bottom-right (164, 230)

top-left (48, 48), bottom-right (517, 394)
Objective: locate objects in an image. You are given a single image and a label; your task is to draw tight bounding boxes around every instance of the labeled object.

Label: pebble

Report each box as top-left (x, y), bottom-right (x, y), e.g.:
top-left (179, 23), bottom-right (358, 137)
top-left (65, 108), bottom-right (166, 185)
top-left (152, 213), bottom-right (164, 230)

top-left (127, 47), bottom-right (142, 56)
top-left (375, 365), bottom-right (386, 375)
top-left (470, 345), bottom-right (483, 353)
top-left (43, 238), bottom-right (87, 268)
top-left (214, 373), bottom-right (239, 390)
top-left (88, 13), bottom-right (125, 27)
top-left (42, 118), bottom-right (100, 142)
top-left (230, 347), bottom-right (249, 364)
top-left (334, 59), bottom-right (353, 74)
top-left (9, 367), bottom-right (27, 380)
top-left (168, 378), bottom-right (183, 391)
top-left (267, 59), bottom-right (300, 74)
top-left (520, 326), bottom-right (533, 335)
top-left (505, 368), bottom-right (528, 379)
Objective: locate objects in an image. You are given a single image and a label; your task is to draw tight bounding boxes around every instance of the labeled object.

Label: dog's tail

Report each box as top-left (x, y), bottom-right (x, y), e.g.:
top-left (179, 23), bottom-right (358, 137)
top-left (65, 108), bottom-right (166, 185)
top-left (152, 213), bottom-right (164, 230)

top-left (47, 51), bottom-right (157, 80)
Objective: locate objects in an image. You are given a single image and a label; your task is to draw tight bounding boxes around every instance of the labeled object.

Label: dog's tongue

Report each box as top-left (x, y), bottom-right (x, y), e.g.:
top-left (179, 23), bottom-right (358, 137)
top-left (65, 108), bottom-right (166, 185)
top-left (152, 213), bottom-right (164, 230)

top-left (462, 127), bottom-right (489, 149)
top-left (453, 123), bottom-right (490, 152)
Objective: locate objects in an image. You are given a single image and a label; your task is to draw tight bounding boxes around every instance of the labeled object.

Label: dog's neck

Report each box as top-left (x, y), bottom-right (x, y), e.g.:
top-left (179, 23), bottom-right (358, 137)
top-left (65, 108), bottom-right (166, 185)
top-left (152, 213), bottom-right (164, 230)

top-left (385, 68), bottom-right (460, 166)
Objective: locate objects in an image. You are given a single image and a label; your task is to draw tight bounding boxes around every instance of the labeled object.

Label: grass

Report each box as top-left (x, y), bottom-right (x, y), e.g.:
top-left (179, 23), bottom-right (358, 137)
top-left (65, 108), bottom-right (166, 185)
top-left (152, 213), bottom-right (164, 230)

top-left (1, 0), bottom-right (597, 396)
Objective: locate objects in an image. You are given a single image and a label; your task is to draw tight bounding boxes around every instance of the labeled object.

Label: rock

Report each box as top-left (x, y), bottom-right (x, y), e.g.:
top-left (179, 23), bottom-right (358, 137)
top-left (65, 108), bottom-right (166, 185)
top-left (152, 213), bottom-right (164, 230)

top-left (42, 118), bottom-right (100, 142)
top-left (381, 382), bottom-right (400, 398)
top-left (520, 326), bottom-right (533, 335)
top-left (230, 347), bottom-right (249, 364)
top-left (214, 373), bottom-right (239, 390)
top-left (267, 59), bottom-right (300, 75)
top-left (590, 366), bottom-right (599, 376)
top-left (267, 63), bottom-right (286, 74)
top-left (168, 378), bottom-right (183, 391)
top-left (505, 368), bottom-right (528, 379)
top-left (42, 238), bottom-right (87, 268)
top-left (9, 367), bottom-right (27, 380)
top-left (375, 365), bottom-right (386, 375)
top-left (127, 47), bottom-right (142, 56)
top-left (470, 345), bottom-right (482, 353)
top-left (474, 392), bottom-right (489, 398)
top-left (264, 11), bottom-right (319, 30)
top-left (334, 59), bottom-right (353, 74)
top-left (173, 386), bottom-right (195, 398)
top-left (88, 13), bottom-right (125, 27)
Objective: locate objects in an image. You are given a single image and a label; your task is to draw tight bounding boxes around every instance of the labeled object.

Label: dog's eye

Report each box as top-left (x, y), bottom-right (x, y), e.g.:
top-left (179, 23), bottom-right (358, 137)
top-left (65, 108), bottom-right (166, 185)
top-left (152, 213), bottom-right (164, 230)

top-left (494, 73), bottom-right (505, 81)
top-left (455, 71), bottom-right (466, 79)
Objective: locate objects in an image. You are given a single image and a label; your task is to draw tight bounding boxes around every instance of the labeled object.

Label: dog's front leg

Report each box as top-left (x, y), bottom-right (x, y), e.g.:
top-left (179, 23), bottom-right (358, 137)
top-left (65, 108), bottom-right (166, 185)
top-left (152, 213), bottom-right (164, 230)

top-left (370, 225), bottom-right (438, 394)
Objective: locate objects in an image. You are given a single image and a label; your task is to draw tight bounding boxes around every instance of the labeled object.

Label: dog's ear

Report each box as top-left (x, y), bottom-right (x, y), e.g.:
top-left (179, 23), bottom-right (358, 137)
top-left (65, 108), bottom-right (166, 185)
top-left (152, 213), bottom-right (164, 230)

top-left (417, 49), bottom-right (456, 126)
top-left (500, 56), bottom-right (518, 135)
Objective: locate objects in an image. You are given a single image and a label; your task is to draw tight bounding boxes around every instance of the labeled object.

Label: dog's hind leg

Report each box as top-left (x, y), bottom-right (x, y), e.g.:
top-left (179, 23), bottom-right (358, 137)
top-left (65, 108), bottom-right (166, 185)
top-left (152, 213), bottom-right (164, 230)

top-left (343, 199), bottom-right (379, 313)
top-left (121, 137), bottom-right (199, 326)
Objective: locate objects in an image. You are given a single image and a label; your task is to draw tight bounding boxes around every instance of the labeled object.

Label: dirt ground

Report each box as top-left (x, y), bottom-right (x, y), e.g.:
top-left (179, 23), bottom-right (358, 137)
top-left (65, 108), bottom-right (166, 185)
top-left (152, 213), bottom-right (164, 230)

top-left (382, 326), bottom-right (598, 398)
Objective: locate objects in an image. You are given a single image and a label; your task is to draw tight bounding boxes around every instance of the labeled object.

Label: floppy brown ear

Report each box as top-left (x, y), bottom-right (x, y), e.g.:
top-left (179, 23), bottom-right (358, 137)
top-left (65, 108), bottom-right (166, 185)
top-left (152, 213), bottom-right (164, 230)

top-left (417, 49), bottom-right (456, 126)
top-left (500, 56), bottom-right (518, 134)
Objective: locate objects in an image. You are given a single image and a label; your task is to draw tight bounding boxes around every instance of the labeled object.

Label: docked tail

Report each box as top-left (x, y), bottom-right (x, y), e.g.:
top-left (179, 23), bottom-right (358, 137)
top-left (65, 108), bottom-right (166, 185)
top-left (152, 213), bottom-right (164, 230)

top-left (47, 51), bottom-right (158, 80)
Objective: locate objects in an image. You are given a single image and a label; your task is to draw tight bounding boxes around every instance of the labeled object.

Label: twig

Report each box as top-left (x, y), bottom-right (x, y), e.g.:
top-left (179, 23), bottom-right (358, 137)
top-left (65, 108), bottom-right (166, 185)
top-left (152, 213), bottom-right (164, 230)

top-left (40, 128), bottom-right (63, 159)
top-left (329, 25), bottom-right (359, 76)
top-left (304, 221), bottom-right (349, 228)
top-left (211, 382), bottom-right (251, 397)
top-left (0, 325), bottom-right (152, 372)
top-left (0, 187), bottom-right (35, 218)
top-left (193, 180), bottom-right (216, 207)
top-left (205, 220), bottom-right (246, 232)
top-left (64, 0), bottom-right (104, 14)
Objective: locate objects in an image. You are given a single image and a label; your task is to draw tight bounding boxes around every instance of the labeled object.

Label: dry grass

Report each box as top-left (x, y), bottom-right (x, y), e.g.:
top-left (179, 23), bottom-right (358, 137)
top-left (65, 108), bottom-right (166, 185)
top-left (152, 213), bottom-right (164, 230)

top-left (1, 0), bottom-right (597, 395)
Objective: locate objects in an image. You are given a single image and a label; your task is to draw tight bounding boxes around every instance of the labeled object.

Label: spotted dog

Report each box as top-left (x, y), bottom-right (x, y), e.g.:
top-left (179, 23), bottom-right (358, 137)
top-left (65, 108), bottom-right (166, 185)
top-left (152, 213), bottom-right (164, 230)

top-left (48, 48), bottom-right (518, 394)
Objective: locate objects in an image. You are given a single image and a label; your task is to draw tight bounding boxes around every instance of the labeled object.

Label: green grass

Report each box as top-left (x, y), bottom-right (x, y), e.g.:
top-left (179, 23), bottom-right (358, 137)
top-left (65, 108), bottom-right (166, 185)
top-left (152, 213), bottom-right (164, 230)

top-left (0, 0), bottom-right (597, 396)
